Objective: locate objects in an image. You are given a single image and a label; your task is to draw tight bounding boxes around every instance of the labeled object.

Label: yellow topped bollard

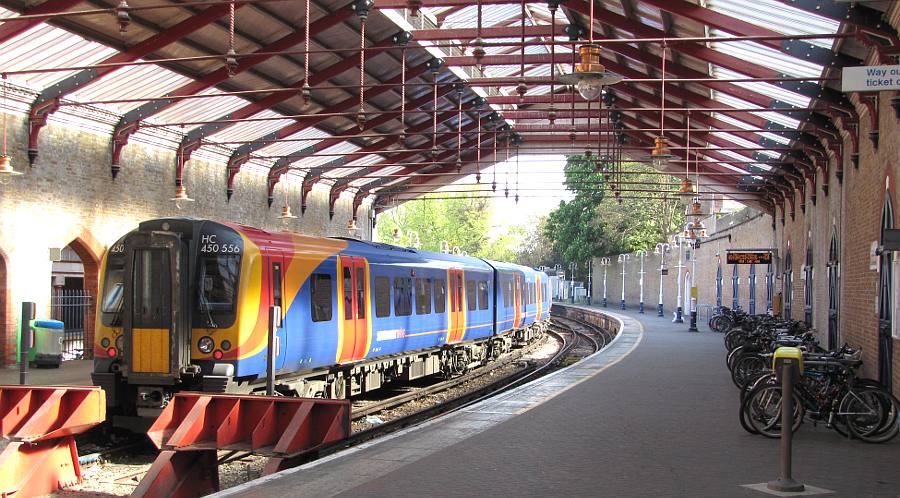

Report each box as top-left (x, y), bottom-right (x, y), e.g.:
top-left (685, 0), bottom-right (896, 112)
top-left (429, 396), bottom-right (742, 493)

top-left (768, 346), bottom-right (805, 493)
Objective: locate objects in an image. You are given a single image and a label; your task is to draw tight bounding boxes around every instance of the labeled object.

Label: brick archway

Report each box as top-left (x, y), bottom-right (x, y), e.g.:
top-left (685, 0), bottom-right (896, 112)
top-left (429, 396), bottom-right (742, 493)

top-left (62, 235), bottom-right (101, 360)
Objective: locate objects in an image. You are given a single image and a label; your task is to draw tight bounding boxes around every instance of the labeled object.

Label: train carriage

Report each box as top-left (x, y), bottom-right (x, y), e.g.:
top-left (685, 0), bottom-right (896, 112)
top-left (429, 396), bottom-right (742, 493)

top-left (92, 218), bottom-right (550, 429)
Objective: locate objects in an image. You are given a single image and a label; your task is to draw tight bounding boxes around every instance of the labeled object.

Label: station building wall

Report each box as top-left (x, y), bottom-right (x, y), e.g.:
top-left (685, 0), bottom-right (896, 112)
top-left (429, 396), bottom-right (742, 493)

top-left (0, 109), bottom-right (373, 366)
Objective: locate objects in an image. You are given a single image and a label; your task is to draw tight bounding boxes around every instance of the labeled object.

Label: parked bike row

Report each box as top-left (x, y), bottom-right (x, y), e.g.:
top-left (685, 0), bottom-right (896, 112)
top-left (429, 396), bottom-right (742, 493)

top-left (712, 307), bottom-right (900, 444)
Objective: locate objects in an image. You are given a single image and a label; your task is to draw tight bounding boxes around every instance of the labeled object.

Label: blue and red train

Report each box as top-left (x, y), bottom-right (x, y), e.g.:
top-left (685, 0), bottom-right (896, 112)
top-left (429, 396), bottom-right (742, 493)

top-left (91, 218), bottom-right (550, 428)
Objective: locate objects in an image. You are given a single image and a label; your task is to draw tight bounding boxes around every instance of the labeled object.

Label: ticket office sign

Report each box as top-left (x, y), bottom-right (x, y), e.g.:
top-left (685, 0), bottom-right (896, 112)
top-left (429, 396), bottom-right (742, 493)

top-left (726, 251), bottom-right (772, 265)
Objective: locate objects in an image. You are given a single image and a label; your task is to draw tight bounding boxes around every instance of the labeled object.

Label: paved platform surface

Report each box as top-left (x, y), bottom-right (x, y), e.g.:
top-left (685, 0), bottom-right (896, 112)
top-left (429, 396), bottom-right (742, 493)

top-left (0, 360), bottom-right (93, 386)
top-left (219, 308), bottom-right (900, 498)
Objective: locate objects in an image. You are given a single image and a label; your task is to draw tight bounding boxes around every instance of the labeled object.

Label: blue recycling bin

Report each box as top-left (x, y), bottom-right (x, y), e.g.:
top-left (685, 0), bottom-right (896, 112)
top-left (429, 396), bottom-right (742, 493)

top-left (28, 319), bottom-right (64, 368)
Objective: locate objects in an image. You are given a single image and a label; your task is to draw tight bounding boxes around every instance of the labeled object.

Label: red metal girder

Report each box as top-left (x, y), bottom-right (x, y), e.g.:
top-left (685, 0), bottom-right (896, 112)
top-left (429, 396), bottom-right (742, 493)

top-left (178, 34), bottom-right (399, 163)
top-left (637, 0), bottom-right (784, 50)
top-left (0, 386), bottom-right (106, 497)
top-left (374, 0), bottom-right (510, 8)
top-left (328, 120), bottom-right (481, 214)
top-left (110, 3), bottom-right (354, 166)
top-left (296, 104), bottom-right (468, 210)
top-left (0, 0), bottom-right (82, 45)
top-left (410, 24), bottom-right (561, 41)
top-left (137, 393), bottom-right (350, 497)
top-left (444, 52), bottom-right (577, 67)
top-left (362, 131), bottom-right (495, 210)
top-left (267, 83), bottom-right (457, 199)
top-left (29, 2), bottom-right (247, 161)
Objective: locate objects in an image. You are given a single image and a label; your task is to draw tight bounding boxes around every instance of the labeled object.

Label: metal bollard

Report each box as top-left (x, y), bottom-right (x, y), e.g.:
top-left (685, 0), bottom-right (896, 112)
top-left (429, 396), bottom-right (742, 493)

top-left (768, 348), bottom-right (804, 493)
top-left (19, 302), bottom-right (35, 386)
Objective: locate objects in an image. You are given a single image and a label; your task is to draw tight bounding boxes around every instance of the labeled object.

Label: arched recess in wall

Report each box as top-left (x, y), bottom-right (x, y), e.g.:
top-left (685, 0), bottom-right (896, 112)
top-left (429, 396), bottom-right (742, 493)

top-left (0, 247), bottom-right (10, 366)
top-left (878, 197), bottom-right (894, 390)
top-left (827, 229), bottom-right (840, 351)
top-left (55, 236), bottom-right (100, 360)
top-left (749, 264), bottom-right (757, 315)
top-left (784, 251), bottom-right (793, 321)
top-left (804, 241), bottom-right (813, 326)
top-left (715, 259), bottom-right (723, 308)
top-left (732, 264), bottom-right (739, 309)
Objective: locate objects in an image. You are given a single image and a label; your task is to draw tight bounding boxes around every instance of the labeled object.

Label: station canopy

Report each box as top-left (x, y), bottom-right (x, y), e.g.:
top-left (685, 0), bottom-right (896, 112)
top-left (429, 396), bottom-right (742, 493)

top-left (0, 0), bottom-right (893, 214)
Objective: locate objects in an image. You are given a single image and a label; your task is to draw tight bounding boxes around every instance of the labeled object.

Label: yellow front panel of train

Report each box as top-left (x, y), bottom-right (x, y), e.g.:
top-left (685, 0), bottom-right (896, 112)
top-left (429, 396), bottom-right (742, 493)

top-left (132, 329), bottom-right (169, 373)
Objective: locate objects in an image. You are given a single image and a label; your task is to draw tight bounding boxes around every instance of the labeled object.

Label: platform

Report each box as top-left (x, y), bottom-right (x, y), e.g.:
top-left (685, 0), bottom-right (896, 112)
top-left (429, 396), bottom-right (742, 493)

top-left (0, 360), bottom-right (93, 386)
top-left (216, 307), bottom-right (900, 498)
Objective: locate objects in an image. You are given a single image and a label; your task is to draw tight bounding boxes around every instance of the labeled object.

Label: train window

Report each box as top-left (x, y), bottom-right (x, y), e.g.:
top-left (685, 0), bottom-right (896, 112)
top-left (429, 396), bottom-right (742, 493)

top-left (374, 276), bottom-right (391, 317)
top-left (529, 283), bottom-right (535, 304)
top-left (356, 268), bottom-right (365, 319)
top-left (133, 249), bottom-right (171, 328)
top-left (415, 278), bottom-right (432, 315)
top-left (478, 281), bottom-right (489, 310)
top-left (506, 279), bottom-right (514, 308)
top-left (101, 267), bottom-right (125, 314)
top-left (343, 267), bottom-right (353, 320)
top-left (434, 278), bottom-right (446, 313)
top-left (394, 277), bottom-right (412, 316)
top-left (466, 280), bottom-right (477, 311)
top-left (310, 274), bottom-right (332, 322)
top-left (197, 255), bottom-right (239, 312)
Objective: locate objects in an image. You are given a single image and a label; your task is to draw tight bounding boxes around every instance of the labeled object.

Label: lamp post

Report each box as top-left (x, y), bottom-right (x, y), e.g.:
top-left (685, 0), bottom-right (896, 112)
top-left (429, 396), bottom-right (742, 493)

top-left (636, 250), bottom-right (646, 313)
top-left (672, 235), bottom-right (685, 323)
top-left (618, 253), bottom-right (629, 309)
top-left (568, 261), bottom-right (577, 303)
top-left (655, 243), bottom-right (670, 317)
top-left (586, 260), bottom-right (593, 305)
top-left (553, 263), bottom-right (562, 301)
top-left (600, 257), bottom-right (610, 307)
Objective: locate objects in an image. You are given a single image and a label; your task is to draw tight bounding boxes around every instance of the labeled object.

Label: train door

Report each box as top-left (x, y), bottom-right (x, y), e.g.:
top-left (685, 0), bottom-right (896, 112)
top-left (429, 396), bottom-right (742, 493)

top-left (338, 256), bottom-right (369, 363)
top-left (123, 231), bottom-right (190, 382)
top-left (448, 269), bottom-right (465, 343)
top-left (265, 252), bottom-right (287, 370)
top-left (513, 273), bottom-right (523, 328)
top-left (535, 275), bottom-right (543, 320)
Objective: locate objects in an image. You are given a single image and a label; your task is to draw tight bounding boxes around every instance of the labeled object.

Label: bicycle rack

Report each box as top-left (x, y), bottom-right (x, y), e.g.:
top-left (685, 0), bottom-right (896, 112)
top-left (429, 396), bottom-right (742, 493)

top-left (0, 385), bottom-right (106, 498)
top-left (134, 392), bottom-right (351, 498)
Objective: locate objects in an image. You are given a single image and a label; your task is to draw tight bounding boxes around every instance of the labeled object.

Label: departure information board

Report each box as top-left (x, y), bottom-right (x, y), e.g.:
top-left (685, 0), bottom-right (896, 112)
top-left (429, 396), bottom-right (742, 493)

top-left (726, 251), bottom-right (773, 265)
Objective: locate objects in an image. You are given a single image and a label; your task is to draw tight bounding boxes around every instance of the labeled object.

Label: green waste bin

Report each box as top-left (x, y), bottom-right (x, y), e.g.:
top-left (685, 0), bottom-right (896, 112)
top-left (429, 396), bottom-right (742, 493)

top-left (29, 319), bottom-right (64, 368)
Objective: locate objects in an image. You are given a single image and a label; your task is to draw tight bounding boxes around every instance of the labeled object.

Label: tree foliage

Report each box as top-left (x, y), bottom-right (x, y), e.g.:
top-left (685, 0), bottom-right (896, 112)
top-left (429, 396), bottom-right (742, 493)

top-left (375, 194), bottom-right (523, 261)
top-left (544, 155), bottom-right (684, 268)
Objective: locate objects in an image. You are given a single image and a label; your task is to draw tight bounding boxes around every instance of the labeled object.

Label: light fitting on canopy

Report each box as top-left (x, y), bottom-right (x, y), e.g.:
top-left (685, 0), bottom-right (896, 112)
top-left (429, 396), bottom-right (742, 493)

top-left (346, 217), bottom-right (359, 235)
top-left (171, 185), bottom-right (194, 210)
top-left (556, 0), bottom-right (621, 101)
top-left (558, 44), bottom-right (622, 101)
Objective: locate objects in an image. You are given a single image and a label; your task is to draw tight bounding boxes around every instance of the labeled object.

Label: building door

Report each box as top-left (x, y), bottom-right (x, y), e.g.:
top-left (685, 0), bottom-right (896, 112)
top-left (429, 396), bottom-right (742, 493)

top-left (715, 261), bottom-right (723, 308)
top-left (804, 245), bottom-right (813, 326)
top-left (878, 199), bottom-right (893, 390)
top-left (338, 256), bottom-right (368, 363)
top-left (732, 265), bottom-right (740, 310)
top-left (749, 264), bottom-right (757, 314)
top-left (827, 232), bottom-right (839, 351)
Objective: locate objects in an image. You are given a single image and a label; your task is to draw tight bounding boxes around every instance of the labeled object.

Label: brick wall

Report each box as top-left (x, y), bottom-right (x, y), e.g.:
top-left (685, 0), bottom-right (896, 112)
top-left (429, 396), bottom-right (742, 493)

top-left (0, 113), bottom-right (374, 367)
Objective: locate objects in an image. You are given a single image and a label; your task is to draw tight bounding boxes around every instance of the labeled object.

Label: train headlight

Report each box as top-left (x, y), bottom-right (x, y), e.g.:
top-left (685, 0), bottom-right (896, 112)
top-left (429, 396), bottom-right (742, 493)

top-left (115, 335), bottom-right (125, 353)
top-left (101, 338), bottom-right (110, 348)
top-left (220, 340), bottom-right (232, 351)
top-left (198, 336), bottom-right (215, 354)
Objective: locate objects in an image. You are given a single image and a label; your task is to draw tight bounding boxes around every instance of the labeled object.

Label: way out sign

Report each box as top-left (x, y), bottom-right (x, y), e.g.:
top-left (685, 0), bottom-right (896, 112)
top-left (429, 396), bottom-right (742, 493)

top-left (842, 65), bottom-right (900, 92)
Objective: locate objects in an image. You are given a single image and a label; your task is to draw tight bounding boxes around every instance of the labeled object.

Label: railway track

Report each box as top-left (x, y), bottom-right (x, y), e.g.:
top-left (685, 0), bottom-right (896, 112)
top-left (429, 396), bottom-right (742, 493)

top-left (67, 313), bottom-right (613, 496)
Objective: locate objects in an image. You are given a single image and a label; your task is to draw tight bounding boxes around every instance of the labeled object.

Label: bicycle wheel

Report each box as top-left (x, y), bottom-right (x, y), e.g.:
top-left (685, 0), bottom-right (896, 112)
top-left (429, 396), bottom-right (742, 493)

top-left (731, 354), bottom-right (768, 389)
top-left (727, 345), bottom-right (747, 371)
top-left (744, 383), bottom-right (804, 438)
top-left (839, 387), bottom-right (900, 443)
top-left (725, 329), bottom-right (745, 352)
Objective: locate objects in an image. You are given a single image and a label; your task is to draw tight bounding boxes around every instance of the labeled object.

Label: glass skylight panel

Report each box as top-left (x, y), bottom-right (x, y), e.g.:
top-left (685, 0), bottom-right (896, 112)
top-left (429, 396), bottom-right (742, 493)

top-left (707, 0), bottom-right (840, 49)
top-left (710, 31), bottom-right (824, 78)
top-left (714, 93), bottom-right (801, 129)
top-left (713, 67), bottom-right (811, 108)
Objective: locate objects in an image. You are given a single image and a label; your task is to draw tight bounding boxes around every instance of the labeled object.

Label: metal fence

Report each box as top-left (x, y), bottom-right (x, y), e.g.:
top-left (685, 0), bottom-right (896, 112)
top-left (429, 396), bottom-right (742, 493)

top-left (50, 289), bottom-right (93, 360)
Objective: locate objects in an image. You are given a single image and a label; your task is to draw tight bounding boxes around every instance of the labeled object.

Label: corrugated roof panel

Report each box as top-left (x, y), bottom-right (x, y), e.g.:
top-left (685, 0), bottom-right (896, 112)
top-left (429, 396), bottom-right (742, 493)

top-left (205, 111), bottom-right (296, 144)
top-left (713, 67), bottom-right (811, 107)
top-left (710, 31), bottom-right (824, 77)
top-left (69, 63), bottom-right (193, 114)
top-left (150, 90), bottom-right (249, 132)
top-left (0, 22), bottom-right (118, 90)
top-left (714, 92), bottom-right (801, 129)
top-left (255, 127), bottom-right (332, 157)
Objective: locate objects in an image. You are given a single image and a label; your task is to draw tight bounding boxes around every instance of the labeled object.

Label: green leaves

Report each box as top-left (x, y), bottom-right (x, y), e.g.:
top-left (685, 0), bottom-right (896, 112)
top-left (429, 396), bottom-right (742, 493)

top-left (544, 155), bottom-right (684, 268)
